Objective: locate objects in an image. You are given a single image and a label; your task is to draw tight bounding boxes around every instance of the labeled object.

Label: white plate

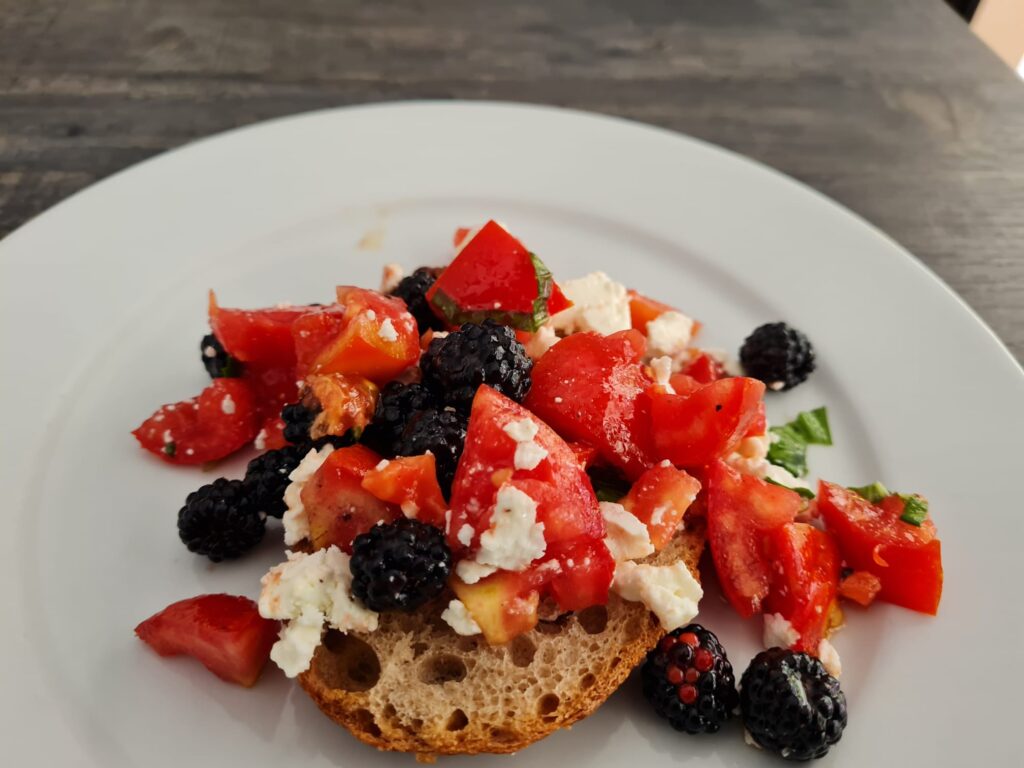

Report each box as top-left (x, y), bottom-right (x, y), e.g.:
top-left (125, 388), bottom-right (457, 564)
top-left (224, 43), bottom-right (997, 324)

top-left (1, 102), bottom-right (1021, 766)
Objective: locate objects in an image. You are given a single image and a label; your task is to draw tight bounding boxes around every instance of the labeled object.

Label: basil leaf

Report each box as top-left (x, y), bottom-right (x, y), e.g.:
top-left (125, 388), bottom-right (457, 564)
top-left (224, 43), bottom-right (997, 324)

top-left (849, 481), bottom-right (889, 504)
top-left (794, 407), bottom-right (832, 446)
top-left (765, 477), bottom-right (816, 499)
top-left (588, 467), bottom-right (630, 504)
top-left (163, 441), bottom-right (177, 458)
top-left (898, 494), bottom-right (929, 526)
top-left (767, 424), bottom-right (808, 477)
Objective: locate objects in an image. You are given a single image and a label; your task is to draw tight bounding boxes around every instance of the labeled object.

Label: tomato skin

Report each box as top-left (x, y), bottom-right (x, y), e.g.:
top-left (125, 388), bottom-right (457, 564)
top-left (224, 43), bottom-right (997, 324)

top-left (132, 379), bottom-right (258, 464)
top-left (817, 482), bottom-right (943, 615)
top-left (291, 305), bottom-right (347, 375)
top-left (302, 445), bottom-right (400, 552)
top-left (839, 570), bottom-right (882, 607)
top-left (668, 373), bottom-right (703, 397)
top-left (763, 523), bottom-right (841, 652)
top-left (524, 330), bottom-right (656, 480)
top-left (449, 386), bottom-right (603, 555)
top-left (135, 594), bottom-right (279, 687)
top-left (621, 464), bottom-right (701, 550)
top-left (544, 537), bottom-right (615, 611)
top-left (208, 292), bottom-right (309, 366)
top-left (650, 377), bottom-right (766, 468)
top-left (547, 283), bottom-right (573, 315)
top-left (706, 460), bottom-right (803, 618)
top-left (361, 454), bottom-right (448, 528)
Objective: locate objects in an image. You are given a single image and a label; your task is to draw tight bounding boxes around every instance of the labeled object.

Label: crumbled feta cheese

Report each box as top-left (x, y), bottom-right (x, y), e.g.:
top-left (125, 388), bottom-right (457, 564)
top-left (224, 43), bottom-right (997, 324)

top-left (282, 445), bottom-right (335, 546)
top-left (645, 311), bottom-right (694, 357)
top-left (375, 459), bottom-right (390, 470)
top-left (503, 417), bottom-right (548, 471)
top-left (650, 355), bottom-right (675, 394)
top-left (455, 484), bottom-right (546, 584)
top-left (220, 394), bottom-right (236, 415)
top-left (365, 309), bottom-right (377, 321)
top-left (612, 560), bottom-right (703, 630)
top-left (725, 433), bottom-right (813, 493)
top-left (503, 418), bottom-right (539, 443)
top-left (818, 639), bottom-right (842, 677)
top-left (203, 345), bottom-right (217, 358)
top-left (258, 546), bottom-right (379, 677)
top-left (457, 524), bottom-right (475, 547)
top-left (550, 272), bottom-right (631, 335)
top-left (162, 429), bottom-right (173, 444)
top-left (525, 324), bottom-right (559, 359)
top-left (601, 501), bottom-right (654, 562)
top-left (441, 599), bottom-right (482, 636)
top-left (763, 612), bottom-right (799, 649)
top-left (649, 505), bottom-right (667, 527)
top-left (400, 500), bottom-right (419, 519)
top-left (254, 428), bottom-right (268, 451)
top-left (378, 318), bottom-right (399, 342)
top-left (554, 396), bottom-right (563, 404)
top-left (380, 263), bottom-right (404, 293)
top-left (432, 331), bottom-right (449, 339)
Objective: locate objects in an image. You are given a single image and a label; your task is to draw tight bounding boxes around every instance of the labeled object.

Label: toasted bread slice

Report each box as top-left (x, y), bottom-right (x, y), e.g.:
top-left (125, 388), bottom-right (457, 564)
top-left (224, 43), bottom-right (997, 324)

top-left (298, 520), bottom-right (705, 760)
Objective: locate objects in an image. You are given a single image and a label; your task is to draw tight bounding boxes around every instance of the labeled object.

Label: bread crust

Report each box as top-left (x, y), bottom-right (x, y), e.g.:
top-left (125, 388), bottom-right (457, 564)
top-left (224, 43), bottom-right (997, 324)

top-left (297, 521), bottom-right (705, 759)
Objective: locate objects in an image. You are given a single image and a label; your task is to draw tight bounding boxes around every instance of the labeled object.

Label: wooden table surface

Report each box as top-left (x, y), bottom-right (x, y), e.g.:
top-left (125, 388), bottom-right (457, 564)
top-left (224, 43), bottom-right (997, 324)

top-left (2, 0), bottom-right (1022, 360)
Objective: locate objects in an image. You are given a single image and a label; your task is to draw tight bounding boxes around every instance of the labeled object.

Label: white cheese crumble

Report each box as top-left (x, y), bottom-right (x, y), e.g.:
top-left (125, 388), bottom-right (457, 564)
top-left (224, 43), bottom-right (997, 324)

top-left (818, 638), bottom-right (842, 677)
top-left (365, 309), bottom-right (377, 321)
top-left (763, 612), bottom-right (800, 649)
top-left (203, 345), bottom-right (217, 358)
top-left (254, 427), bottom-right (268, 451)
top-left (455, 484), bottom-right (546, 584)
top-left (441, 599), bottom-right (482, 636)
top-left (380, 263), bottom-right (404, 294)
top-left (550, 272), bottom-right (631, 335)
top-left (525, 324), bottom-right (559, 359)
top-left (378, 318), bottom-right (399, 342)
top-left (600, 501), bottom-right (654, 562)
top-left (375, 459), bottom-right (390, 470)
top-left (645, 311), bottom-right (694, 357)
top-left (282, 445), bottom-right (335, 546)
top-left (612, 560), bottom-right (703, 630)
top-left (258, 546), bottom-right (379, 677)
top-left (650, 355), bottom-right (675, 394)
top-left (457, 523), bottom-right (475, 547)
top-left (503, 417), bottom-right (548, 471)
top-left (726, 433), bottom-right (813, 492)
top-left (220, 394), bottom-right (236, 415)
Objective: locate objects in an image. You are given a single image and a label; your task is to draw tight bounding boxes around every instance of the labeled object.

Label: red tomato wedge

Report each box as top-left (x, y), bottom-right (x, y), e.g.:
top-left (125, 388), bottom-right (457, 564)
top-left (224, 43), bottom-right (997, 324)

top-left (135, 594), bottom-right (279, 687)
top-left (208, 292), bottom-right (309, 366)
top-left (763, 523), bottom-right (841, 652)
top-left (291, 289), bottom-right (419, 384)
top-left (132, 379), bottom-right (258, 464)
top-left (706, 460), bottom-right (803, 618)
top-left (524, 330), bottom-right (656, 480)
top-left (544, 537), bottom-right (616, 611)
top-left (649, 377), bottom-right (766, 468)
top-left (817, 482), bottom-right (943, 615)
top-left (428, 220), bottom-right (567, 332)
top-left (361, 454), bottom-right (448, 528)
top-left (668, 372), bottom-right (703, 397)
top-left (627, 289), bottom-right (676, 331)
top-left (302, 445), bottom-right (400, 552)
top-left (449, 385), bottom-right (604, 554)
top-left (621, 463), bottom-right (702, 550)
top-left (838, 570), bottom-right (882, 607)
top-left (680, 352), bottom-right (726, 385)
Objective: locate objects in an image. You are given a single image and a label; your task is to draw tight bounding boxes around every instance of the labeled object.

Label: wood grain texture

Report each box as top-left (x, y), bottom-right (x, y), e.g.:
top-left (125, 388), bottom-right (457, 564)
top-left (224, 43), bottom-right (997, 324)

top-left (1, 0), bottom-right (1021, 359)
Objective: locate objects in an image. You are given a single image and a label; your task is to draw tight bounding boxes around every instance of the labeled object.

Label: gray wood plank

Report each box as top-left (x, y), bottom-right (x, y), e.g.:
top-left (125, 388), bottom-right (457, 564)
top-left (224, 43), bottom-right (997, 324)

top-left (1, 0), bottom-right (1021, 360)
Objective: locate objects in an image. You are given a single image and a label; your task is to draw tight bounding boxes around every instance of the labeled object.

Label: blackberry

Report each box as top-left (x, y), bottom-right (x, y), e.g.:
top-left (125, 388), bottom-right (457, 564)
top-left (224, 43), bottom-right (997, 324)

top-left (243, 443), bottom-right (316, 518)
top-left (420, 320), bottom-right (532, 411)
top-left (350, 519), bottom-right (452, 612)
top-left (177, 478), bottom-right (265, 562)
top-left (281, 401), bottom-right (318, 444)
top-left (641, 624), bottom-right (739, 734)
top-left (200, 334), bottom-right (241, 379)
top-left (395, 408), bottom-right (468, 497)
top-left (390, 267), bottom-right (445, 333)
top-left (361, 382), bottom-right (439, 457)
top-left (740, 648), bottom-right (847, 761)
top-left (739, 323), bottom-right (816, 391)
